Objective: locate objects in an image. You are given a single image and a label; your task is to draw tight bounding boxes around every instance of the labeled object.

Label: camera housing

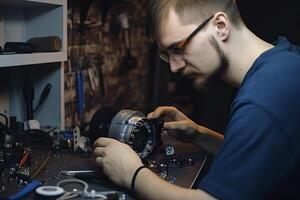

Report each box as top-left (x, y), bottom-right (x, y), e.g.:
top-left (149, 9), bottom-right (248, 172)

top-left (89, 106), bottom-right (164, 158)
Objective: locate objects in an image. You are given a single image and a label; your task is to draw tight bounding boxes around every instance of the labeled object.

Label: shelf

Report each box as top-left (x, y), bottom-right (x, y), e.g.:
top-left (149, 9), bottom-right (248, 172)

top-left (26, 0), bottom-right (64, 6)
top-left (0, 52), bottom-right (67, 68)
top-left (0, 0), bottom-right (63, 7)
top-left (0, 0), bottom-right (66, 129)
top-left (0, 0), bottom-right (67, 54)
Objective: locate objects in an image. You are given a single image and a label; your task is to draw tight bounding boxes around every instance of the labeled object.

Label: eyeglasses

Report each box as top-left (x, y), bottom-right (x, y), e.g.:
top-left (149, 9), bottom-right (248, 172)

top-left (158, 15), bottom-right (214, 63)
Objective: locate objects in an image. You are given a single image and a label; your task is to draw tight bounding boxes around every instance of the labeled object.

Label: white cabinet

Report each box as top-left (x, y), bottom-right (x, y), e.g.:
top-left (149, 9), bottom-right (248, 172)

top-left (0, 0), bottom-right (67, 129)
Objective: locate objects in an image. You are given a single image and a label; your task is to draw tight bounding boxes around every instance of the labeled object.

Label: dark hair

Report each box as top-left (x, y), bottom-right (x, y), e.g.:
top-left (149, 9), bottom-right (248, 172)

top-left (145, 0), bottom-right (242, 40)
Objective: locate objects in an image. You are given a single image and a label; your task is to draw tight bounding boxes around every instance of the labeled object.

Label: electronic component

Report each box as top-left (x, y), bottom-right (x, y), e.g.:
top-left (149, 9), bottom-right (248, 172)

top-left (89, 106), bottom-right (164, 158)
top-left (73, 127), bottom-right (90, 153)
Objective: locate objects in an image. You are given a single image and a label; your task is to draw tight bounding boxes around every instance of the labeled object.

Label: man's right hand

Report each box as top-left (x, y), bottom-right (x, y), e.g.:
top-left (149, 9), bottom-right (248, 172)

top-left (147, 106), bottom-right (200, 142)
top-left (147, 106), bottom-right (224, 154)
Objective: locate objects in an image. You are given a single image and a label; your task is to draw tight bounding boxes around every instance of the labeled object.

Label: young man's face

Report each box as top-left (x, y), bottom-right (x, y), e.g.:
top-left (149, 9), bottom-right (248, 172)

top-left (157, 8), bottom-right (228, 88)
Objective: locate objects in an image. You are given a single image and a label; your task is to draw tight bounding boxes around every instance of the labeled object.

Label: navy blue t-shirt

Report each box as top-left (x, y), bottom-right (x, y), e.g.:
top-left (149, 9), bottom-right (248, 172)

top-left (198, 37), bottom-right (300, 200)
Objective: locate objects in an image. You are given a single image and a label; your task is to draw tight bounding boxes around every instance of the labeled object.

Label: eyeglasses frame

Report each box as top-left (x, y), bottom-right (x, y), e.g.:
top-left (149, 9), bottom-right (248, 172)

top-left (158, 15), bottom-right (214, 63)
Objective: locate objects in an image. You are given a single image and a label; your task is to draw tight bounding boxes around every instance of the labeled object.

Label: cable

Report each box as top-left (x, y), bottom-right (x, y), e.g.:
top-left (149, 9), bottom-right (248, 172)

top-left (30, 152), bottom-right (52, 179)
top-left (57, 178), bottom-right (108, 199)
top-left (8, 180), bottom-right (41, 200)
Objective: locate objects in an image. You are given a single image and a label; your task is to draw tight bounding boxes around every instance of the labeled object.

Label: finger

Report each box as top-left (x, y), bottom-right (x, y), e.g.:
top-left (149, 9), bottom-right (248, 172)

top-left (147, 111), bottom-right (154, 118)
top-left (147, 107), bottom-right (166, 118)
top-left (93, 137), bottom-right (114, 148)
top-left (93, 147), bottom-right (105, 157)
top-left (147, 106), bottom-right (177, 118)
top-left (164, 121), bottom-right (188, 130)
top-left (95, 156), bottom-right (103, 167)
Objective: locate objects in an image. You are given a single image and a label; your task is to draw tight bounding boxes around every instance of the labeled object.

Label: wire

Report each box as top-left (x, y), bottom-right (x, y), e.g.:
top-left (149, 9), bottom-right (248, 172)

top-left (7, 180), bottom-right (41, 200)
top-left (19, 149), bottom-right (30, 168)
top-left (57, 178), bottom-right (108, 199)
top-left (30, 152), bottom-right (52, 179)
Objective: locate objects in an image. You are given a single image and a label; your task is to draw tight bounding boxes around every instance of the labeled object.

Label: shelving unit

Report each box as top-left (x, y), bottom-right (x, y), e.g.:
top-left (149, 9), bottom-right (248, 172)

top-left (0, 52), bottom-right (66, 67)
top-left (0, 0), bottom-right (67, 129)
top-left (0, 0), bottom-right (64, 6)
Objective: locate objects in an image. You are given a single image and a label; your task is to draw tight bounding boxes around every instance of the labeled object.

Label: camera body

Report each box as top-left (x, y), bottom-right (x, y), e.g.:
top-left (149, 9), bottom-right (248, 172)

top-left (89, 106), bottom-right (164, 158)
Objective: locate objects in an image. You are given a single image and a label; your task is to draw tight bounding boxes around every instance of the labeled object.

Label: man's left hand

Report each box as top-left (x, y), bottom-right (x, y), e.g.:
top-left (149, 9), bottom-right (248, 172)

top-left (93, 137), bottom-right (143, 189)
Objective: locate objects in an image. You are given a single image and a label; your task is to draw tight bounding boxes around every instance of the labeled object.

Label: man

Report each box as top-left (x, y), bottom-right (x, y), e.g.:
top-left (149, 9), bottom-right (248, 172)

top-left (93, 0), bottom-right (300, 199)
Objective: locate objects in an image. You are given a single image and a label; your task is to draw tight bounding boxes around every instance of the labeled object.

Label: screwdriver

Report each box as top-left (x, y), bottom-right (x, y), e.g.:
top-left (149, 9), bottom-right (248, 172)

top-left (60, 170), bottom-right (96, 176)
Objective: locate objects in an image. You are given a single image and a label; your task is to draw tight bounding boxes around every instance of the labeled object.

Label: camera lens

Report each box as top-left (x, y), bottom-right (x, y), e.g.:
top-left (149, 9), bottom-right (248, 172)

top-left (89, 106), bottom-right (120, 143)
top-left (89, 106), bottom-right (163, 158)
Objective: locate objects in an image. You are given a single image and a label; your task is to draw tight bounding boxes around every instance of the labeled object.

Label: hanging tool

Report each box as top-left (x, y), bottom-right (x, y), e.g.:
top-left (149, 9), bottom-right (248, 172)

top-left (60, 170), bottom-right (96, 176)
top-left (88, 58), bottom-right (106, 97)
top-left (22, 81), bottom-right (41, 130)
top-left (98, 60), bottom-right (106, 97)
top-left (75, 70), bottom-right (84, 118)
top-left (77, 0), bottom-right (93, 121)
top-left (70, 0), bottom-right (93, 122)
top-left (118, 13), bottom-right (137, 75)
top-left (33, 83), bottom-right (52, 113)
top-left (23, 81), bottom-right (34, 120)
top-left (95, 0), bottom-right (130, 23)
top-left (76, 58), bottom-right (85, 120)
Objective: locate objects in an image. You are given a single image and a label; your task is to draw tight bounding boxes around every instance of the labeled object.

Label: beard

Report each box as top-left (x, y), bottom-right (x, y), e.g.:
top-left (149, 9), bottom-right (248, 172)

top-left (192, 36), bottom-right (229, 90)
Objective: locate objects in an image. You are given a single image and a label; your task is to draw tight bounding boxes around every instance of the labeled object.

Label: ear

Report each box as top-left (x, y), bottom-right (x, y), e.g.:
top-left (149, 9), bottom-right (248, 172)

top-left (213, 12), bottom-right (230, 41)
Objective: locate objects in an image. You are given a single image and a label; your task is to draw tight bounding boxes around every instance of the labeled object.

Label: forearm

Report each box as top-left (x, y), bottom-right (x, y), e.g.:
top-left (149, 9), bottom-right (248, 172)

top-left (195, 126), bottom-right (224, 155)
top-left (134, 168), bottom-right (215, 200)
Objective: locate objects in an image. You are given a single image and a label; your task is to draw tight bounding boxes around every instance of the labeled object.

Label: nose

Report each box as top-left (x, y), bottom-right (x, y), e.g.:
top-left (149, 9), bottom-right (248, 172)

top-left (169, 55), bottom-right (186, 73)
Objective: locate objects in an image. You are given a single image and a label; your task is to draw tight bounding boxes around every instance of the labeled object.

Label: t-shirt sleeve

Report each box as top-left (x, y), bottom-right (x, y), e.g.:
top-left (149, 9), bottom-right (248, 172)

top-left (198, 102), bottom-right (296, 200)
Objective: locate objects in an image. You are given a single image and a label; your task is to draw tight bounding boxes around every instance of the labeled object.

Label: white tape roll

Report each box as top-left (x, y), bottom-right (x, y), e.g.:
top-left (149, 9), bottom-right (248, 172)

top-left (36, 186), bottom-right (64, 196)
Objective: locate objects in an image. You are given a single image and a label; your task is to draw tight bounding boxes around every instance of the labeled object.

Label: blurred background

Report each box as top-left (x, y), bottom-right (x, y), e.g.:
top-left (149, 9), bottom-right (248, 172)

top-left (65, 0), bottom-right (300, 134)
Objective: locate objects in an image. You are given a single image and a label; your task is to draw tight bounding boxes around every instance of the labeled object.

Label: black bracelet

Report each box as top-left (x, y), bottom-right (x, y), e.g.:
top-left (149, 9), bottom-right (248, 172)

top-left (131, 165), bottom-right (147, 192)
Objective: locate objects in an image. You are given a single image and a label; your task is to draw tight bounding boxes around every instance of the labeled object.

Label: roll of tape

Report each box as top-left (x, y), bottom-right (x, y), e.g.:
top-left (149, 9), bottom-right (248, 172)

top-left (36, 186), bottom-right (64, 196)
